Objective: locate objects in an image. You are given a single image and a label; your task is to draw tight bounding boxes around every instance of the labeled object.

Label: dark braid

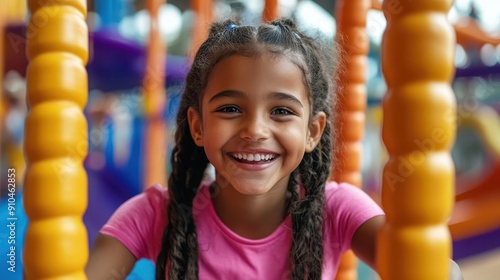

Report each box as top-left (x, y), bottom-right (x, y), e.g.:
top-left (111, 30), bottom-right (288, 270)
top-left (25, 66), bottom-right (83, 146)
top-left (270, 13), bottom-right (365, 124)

top-left (155, 33), bottom-right (211, 279)
top-left (156, 17), bottom-right (336, 279)
top-left (275, 19), bottom-right (334, 279)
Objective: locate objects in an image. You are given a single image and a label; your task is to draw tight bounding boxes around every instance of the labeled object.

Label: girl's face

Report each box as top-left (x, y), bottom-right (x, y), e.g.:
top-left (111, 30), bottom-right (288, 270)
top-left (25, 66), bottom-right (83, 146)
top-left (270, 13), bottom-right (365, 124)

top-left (188, 53), bottom-right (325, 196)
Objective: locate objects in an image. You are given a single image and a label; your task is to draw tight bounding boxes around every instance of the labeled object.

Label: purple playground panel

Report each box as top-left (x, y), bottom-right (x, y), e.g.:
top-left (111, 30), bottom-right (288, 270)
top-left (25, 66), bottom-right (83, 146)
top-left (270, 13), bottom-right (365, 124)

top-left (455, 63), bottom-right (500, 78)
top-left (87, 27), bottom-right (189, 92)
top-left (453, 226), bottom-right (500, 260)
top-left (3, 24), bottom-right (189, 92)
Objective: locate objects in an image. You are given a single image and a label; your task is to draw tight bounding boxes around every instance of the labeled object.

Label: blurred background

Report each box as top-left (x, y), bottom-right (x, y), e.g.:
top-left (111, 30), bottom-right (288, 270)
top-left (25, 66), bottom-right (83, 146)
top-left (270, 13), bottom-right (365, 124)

top-left (1, 0), bottom-right (499, 279)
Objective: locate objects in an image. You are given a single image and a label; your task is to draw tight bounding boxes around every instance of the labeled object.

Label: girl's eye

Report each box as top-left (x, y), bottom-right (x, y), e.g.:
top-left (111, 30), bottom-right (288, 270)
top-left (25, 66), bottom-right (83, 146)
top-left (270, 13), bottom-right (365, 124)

top-left (271, 107), bottom-right (295, 115)
top-left (216, 106), bottom-right (241, 114)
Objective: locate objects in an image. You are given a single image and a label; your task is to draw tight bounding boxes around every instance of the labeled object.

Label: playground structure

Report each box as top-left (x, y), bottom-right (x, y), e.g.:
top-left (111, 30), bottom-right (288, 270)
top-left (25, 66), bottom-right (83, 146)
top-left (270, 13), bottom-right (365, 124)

top-left (1, 0), bottom-right (499, 279)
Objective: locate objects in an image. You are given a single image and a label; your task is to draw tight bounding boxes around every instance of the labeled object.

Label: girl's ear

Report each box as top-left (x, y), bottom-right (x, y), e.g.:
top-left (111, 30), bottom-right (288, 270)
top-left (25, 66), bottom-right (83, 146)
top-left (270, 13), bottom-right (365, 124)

top-left (305, 112), bottom-right (326, 152)
top-left (188, 107), bottom-right (204, 147)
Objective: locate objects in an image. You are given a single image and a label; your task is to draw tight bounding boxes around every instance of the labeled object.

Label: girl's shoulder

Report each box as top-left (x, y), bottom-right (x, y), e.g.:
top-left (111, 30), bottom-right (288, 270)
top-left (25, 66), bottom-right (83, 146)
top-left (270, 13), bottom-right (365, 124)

top-left (323, 181), bottom-right (382, 212)
top-left (324, 181), bottom-right (359, 196)
top-left (106, 183), bottom-right (170, 225)
top-left (324, 181), bottom-right (368, 193)
top-left (99, 184), bottom-right (171, 260)
top-left (143, 183), bottom-right (170, 205)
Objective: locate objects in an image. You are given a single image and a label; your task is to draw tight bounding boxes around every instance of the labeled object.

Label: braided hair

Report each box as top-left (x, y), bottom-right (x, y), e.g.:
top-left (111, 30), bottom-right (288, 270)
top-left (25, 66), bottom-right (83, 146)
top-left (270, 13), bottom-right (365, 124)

top-left (156, 17), bottom-right (336, 279)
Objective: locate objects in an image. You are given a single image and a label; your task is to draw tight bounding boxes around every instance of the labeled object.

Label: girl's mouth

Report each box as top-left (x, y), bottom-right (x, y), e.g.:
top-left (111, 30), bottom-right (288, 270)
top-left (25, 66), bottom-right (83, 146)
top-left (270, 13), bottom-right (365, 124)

top-left (228, 153), bottom-right (278, 164)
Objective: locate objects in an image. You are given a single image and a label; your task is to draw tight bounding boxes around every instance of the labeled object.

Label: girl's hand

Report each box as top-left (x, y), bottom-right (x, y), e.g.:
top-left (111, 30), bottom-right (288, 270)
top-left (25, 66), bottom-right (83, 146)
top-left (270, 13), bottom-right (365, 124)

top-left (449, 259), bottom-right (464, 280)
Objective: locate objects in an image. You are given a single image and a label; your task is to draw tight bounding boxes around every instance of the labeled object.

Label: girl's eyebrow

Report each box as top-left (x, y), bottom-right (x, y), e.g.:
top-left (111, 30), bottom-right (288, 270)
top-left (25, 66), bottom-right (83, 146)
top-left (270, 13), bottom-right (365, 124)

top-left (268, 91), bottom-right (304, 108)
top-left (209, 90), bottom-right (244, 103)
top-left (209, 90), bottom-right (304, 108)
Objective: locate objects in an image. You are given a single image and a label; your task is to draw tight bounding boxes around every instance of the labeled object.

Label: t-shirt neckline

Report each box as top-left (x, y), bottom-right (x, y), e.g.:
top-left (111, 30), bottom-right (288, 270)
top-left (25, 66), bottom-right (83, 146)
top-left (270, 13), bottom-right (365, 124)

top-left (200, 183), bottom-right (293, 246)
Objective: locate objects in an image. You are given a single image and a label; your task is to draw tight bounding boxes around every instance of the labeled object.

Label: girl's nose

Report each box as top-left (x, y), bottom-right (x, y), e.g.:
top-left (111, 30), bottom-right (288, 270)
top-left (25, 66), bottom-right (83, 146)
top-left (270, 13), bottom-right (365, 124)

top-left (239, 115), bottom-right (271, 142)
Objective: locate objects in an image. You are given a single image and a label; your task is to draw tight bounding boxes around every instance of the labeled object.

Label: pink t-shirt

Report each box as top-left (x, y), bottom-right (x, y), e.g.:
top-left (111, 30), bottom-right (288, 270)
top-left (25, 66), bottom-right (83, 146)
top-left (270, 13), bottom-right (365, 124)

top-left (101, 181), bottom-right (384, 279)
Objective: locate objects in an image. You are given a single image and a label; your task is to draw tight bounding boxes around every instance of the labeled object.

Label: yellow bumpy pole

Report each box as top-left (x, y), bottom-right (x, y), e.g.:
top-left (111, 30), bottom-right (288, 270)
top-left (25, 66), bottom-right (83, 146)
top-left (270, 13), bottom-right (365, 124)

top-left (24, 1), bottom-right (88, 279)
top-left (6, 0), bottom-right (27, 21)
top-left (377, 0), bottom-right (456, 279)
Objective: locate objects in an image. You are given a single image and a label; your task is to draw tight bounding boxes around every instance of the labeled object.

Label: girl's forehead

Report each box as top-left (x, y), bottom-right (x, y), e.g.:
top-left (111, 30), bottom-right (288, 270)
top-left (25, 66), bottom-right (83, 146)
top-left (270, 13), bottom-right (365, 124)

top-left (207, 52), bottom-right (306, 85)
top-left (213, 53), bottom-right (302, 80)
top-left (201, 53), bottom-right (310, 106)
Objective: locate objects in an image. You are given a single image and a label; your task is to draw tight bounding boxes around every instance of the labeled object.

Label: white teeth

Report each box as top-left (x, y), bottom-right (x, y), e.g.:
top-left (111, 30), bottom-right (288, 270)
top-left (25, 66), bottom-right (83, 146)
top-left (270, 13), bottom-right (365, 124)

top-left (231, 153), bottom-right (276, 162)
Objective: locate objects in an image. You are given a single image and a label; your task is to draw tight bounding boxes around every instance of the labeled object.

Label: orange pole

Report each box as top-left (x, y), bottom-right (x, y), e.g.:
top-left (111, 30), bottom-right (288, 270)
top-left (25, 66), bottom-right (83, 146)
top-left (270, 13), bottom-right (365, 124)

top-left (332, 0), bottom-right (371, 279)
top-left (263, 0), bottom-right (279, 23)
top-left (24, 0), bottom-right (89, 279)
top-left (143, 0), bottom-right (167, 188)
top-left (190, 0), bottom-right (213, 57)
top-left (377, 0), bottom-right (456, 279)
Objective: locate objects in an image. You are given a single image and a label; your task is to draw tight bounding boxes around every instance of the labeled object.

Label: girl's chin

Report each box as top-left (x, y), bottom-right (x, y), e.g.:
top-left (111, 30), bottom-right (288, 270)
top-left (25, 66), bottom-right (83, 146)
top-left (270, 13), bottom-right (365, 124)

top-left (231, 183), bottom-right (274, 196)
top-left (214, 174), bottom-right (289, 196)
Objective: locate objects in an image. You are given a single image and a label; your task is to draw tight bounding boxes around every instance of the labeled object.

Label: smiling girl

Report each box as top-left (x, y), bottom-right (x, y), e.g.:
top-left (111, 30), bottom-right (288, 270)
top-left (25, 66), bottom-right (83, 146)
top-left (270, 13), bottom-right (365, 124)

top-left (86, 18), bottom-right (407, 279)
